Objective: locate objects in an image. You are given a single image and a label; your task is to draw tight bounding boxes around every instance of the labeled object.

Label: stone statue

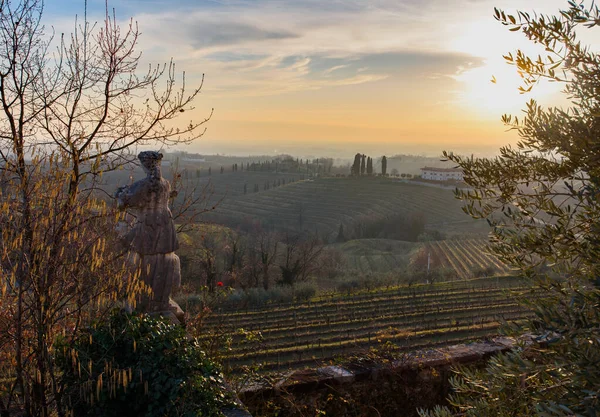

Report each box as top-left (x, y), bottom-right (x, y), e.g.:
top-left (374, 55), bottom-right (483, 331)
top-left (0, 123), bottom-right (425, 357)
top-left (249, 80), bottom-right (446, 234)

top-left (115, 151), bottom-right (183, 323)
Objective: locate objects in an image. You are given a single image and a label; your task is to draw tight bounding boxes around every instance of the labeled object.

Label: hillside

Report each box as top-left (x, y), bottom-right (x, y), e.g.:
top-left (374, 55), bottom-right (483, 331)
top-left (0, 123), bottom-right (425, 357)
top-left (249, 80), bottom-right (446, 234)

top-left (197, 176), bottom-right (484, 238)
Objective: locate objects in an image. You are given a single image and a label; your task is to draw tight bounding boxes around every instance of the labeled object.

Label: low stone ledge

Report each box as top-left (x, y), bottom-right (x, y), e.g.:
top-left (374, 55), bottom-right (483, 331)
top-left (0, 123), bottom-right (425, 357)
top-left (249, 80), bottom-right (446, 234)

top-left (317, 365), bottom-right (355, 383)
top-left (240, 336), bottom-right (525, 399)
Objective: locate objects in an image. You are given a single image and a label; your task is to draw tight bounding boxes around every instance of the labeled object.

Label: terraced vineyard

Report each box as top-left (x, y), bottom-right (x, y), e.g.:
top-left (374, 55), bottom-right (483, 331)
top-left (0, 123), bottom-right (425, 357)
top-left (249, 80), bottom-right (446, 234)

top-left (202, 276), bottom-right (531, 373)
top-left (186, 171), bottom-right (304, 200)
top-left (329, 238), bottom-right (510, 278)
top-left (426, 239), bottom-right (512, 279)
top-left (199, 176), bottom-right (483, 237)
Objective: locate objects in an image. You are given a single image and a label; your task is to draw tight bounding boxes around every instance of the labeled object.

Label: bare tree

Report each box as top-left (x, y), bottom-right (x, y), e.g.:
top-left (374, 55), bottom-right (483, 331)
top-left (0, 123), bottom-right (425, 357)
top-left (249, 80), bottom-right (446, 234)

top-left (39, 8), bottom-right (210, 199)
top-left (278, 232), bottom-right (324, 285)
top-left (168, 159), bottom-right (220, 233)
top-left (0, 1), bottom-right (209, 415)
top-left (193, 233), bottom-right (220, 293)
top-left (243, 228), bottom-right (279, 291)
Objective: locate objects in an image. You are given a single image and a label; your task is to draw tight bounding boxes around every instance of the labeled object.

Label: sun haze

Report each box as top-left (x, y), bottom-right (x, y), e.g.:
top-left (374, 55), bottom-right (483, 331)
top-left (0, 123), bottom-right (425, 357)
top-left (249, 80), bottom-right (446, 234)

top-left (47, 0), bottom-right (572, 157)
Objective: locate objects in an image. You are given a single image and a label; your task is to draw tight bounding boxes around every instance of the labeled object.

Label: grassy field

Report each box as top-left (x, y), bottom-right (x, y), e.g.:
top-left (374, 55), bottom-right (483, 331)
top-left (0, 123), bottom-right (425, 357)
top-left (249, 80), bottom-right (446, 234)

top-left (199, 276), bottom-right (530, 373)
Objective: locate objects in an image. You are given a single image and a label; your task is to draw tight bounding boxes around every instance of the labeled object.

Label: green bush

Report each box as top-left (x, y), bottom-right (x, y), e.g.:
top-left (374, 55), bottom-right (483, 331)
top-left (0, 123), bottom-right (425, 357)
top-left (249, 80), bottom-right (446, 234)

top-left (57, 311), bottom-right (232, 417)
top-left (269, 285), bottom-right (295, 303)
top-left (336, 276), bottom-right (361, 294)
top-left (293, 281), bottom-right (317, 301)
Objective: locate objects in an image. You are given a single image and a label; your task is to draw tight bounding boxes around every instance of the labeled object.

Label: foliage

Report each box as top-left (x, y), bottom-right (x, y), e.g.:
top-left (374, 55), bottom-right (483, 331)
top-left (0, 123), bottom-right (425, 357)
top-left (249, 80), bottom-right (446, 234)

top-left (360, 154), bottom-right (366, 175)
top-left (57, 311), bottom-right (231, 417)
top-left (179, 224), bottom-right (329, 291)
top-left (181, 284), bottom-right (238, 369)
top-left (0, 155), bottom-right (146, 416)
top-left (422, 1), bottom-right (600, 415)
top-left (336, 223), bottom-right (347, 243)
top-left (420, 349), bottom-right (573, 417)
top-left (0, 0), bottom-right (207, 414)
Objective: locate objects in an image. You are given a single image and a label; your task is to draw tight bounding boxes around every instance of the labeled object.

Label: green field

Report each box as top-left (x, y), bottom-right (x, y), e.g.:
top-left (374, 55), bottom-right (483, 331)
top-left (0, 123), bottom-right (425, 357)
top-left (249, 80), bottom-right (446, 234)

top-left (201, 276), bottom-right (531, 373)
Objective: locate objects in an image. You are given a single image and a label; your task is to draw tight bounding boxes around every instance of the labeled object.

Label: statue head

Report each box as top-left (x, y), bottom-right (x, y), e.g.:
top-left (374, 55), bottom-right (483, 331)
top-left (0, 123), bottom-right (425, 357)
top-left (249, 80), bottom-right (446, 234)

top-left (138, 151), bottom-right (163, 178)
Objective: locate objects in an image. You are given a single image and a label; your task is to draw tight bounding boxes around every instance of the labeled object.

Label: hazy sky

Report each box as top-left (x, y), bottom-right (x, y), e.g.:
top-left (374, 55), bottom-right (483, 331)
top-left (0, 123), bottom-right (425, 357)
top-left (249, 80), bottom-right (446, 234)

top-left (46, 0), bottom-right (574, 157)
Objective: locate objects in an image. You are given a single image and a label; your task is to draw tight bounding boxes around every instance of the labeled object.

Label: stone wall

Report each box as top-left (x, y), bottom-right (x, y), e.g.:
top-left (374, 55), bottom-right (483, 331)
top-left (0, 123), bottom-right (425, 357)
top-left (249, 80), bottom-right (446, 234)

top-left (239, 337), bottom-right (521, 416)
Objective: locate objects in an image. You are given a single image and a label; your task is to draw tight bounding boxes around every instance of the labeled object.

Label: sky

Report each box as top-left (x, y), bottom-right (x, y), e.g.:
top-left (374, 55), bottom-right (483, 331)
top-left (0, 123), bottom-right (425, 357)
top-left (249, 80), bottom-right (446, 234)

top-left (45, 0), bottom-right (575, 158)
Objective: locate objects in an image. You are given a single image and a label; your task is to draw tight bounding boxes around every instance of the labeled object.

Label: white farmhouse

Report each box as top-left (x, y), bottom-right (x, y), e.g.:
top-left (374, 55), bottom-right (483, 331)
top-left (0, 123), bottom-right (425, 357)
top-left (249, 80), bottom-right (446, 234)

top-left (420, 166), bottom-right (464, 181)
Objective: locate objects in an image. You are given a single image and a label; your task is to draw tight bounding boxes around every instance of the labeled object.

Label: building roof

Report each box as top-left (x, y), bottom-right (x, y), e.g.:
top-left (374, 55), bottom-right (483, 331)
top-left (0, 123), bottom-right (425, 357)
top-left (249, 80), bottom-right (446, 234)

top-left (421, 166), bottom-right (463, 173)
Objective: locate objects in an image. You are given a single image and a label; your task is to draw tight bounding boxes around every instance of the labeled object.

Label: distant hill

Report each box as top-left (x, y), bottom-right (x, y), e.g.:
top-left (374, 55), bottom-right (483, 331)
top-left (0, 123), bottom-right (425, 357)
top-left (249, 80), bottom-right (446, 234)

top-left (200, 176), bottom-right (484, 238)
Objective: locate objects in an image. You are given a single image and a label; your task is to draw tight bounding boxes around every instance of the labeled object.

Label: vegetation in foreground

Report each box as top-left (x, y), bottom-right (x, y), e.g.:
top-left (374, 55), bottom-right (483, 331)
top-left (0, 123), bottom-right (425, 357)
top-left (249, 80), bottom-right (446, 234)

top-left (421, 2), bottom-right (600, 415)
top-left (0, 0), bottom-right (218, 415)
top-left (57, 311), bottom-right (232, 417)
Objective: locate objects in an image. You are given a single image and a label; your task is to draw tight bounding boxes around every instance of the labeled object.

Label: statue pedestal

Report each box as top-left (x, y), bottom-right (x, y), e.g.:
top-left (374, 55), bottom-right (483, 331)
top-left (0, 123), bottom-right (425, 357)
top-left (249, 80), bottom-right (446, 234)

top-left (148, 298), bottom-right (185, 326)
top-left (169, 298), bottom-right (186, 324)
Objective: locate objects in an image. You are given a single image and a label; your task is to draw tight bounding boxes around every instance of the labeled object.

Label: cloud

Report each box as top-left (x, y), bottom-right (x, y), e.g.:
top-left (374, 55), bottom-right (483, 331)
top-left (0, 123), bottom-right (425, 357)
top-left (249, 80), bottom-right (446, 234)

top-left (184, 21), bottom-right (298, 49)
top-left (323, 64), bottom-right (349, 75)
top-left (193, 49), bottom-right (480, 98)
top-left (47, 0), bottom-right (541, 100)
top-left (204, 52), bottom-right (269, 62)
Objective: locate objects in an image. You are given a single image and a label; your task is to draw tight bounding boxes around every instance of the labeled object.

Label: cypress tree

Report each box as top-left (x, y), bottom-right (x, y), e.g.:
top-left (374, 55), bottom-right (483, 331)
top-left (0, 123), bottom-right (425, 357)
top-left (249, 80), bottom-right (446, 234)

top-left (352, 153), bottom-right (361, 175)
top-left (336, 223), bottom-right (346, 243)
top-left (360, 154), bottom-right (366, 175)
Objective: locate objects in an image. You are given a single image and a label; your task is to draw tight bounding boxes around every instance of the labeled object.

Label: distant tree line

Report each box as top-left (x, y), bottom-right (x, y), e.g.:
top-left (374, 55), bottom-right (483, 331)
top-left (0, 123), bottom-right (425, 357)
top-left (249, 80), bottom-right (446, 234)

top-left (175, 156), bottom-right (334, 178)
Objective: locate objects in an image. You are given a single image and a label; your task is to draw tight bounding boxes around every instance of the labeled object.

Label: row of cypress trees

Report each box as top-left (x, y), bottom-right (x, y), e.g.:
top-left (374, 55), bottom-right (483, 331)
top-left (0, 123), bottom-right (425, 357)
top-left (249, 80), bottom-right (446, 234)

top-left (351, 153), bottom-right (387, 176)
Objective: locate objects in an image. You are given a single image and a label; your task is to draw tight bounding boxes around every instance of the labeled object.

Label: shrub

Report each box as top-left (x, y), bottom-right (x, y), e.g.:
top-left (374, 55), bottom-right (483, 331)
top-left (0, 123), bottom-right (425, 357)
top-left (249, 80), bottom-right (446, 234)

top-left (57, 311), bottom-right (232, 417)
top-left (294, 282), bottom-right (317, 301)
top-left (270, 286), bottom-right (295, 304)
top-left (220, 286), bottom-right (297, 308)
top-left (336, 276), bottom-right (362, 294)
top-left (471, 265), bottom-right (497, 278)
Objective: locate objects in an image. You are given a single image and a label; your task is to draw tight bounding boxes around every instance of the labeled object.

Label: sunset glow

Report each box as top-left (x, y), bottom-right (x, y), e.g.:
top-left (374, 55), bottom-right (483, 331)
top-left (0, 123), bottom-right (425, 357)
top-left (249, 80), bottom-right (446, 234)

top-left (46, 0), bottom-right (575, 157)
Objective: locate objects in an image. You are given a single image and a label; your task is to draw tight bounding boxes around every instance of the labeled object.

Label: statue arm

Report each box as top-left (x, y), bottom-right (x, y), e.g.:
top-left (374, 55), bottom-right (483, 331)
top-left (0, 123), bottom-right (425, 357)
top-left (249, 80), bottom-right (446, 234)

top-left (115, 180), bottom-right (149, 209)
top-left (115, 186), bottom-right (130, 209)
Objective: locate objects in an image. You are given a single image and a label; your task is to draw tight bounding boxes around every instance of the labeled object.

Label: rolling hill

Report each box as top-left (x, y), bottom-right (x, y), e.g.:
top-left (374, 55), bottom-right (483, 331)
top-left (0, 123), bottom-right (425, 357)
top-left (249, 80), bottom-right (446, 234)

top-left (196, 175), bottom-right (484, 238)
